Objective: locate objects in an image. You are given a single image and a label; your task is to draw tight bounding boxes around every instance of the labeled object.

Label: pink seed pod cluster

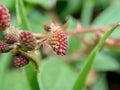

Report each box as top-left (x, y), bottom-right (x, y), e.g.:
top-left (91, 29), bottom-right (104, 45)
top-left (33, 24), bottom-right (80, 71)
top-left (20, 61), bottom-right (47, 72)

top-left (50, 30), bottom-right (68, 55)
top-left (4, 34), bottom-right (19, 44)
top-left (0, 3), bottom-right (69, 70)
top-left (0, 3), bottom-right (11, 31)
top-left (19, 31), bottom-right (37, 51)
top-left (14, 55), bottom-right (29, 67)
top-left (0, 41), bottom-right (9, 53)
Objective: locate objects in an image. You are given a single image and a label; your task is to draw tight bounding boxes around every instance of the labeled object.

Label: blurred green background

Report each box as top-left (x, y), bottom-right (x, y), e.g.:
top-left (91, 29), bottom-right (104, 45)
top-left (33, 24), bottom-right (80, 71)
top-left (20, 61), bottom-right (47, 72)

top-left (0, 0), bottom-right (120, 90)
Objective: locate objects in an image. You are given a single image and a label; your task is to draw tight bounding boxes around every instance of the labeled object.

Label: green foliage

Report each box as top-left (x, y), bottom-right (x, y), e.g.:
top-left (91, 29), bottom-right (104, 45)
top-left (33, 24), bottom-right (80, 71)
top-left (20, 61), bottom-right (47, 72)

top-left (28, 10), bottom-right (51, 33)
top-left (91, 73), bottom-right (108, 90)
top-left (81, 0), bottom-right (94, 27)
top-left (38, 57), bottom-right (77, 90)
top-left (16, 0), bottom-right (31, 30)
top-left (92, 4), bottom-right (120, 27)
top-left (0, 53), bottom-right (11, 90)
top-left (24, 0), bottom-right (56, 9)
top-left (2, 71), bottom-right (31, 90)
top-left (93, 53), bottom-right (120, 71)
top-left (0, 0), bottom-right (120, 90)
top-left (0, 0), bottom-right (15, 10)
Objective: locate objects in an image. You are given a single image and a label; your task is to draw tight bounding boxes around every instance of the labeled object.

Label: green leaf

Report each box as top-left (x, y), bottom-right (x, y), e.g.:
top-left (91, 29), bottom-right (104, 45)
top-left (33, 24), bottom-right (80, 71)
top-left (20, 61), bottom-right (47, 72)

top-left (0, 53), bottom-right (11, 90)
top-left (2, 71), bottom-right (31, 90)
top-left (81, 0), bottom-right (94, 27)
top-left (24, 0), bottom-right (56, 9)
top-left (67, 16), bottom-right (77, 29)
top-left (73, 24), bottom-right (118, 90)
top-left (92, 4), bottom-right (120, 27)
top-left (91, 73), bottom-right (108, 90)
top-left (61, 0), bottom-right (82, 17)
top-left (38, 57), bottom-right (77, 90)
top-left (29, 10), bottom-right (51, 33)
top-left (67, 16), bottom-right (82, 54)
top-left (93, 53), bottom-right (120, 71)
top-left (0, 0), bottom-right (15, 11)
top-left (16, 0), bottom-right (31, 30)
top-left (23, 63), bottom-right (40, 90)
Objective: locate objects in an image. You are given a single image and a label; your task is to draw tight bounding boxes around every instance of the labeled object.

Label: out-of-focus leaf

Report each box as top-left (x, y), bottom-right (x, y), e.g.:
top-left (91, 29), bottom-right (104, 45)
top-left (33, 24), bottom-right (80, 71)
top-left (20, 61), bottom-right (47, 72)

top-left (61, 0), bottom-right (81, 17)
top-left (68, 37), bottom-right (81, 55)
top-left (0, 53), bottom-right (11, 90)
top-left (0, 32), bottom-right (4, 40)
top-left (2, 71), bottom-right (31, 90)
top-left (67, 16), bottom-right (77, 29)
top-left (29, 10), bottom-right (51, 33)
top-left (25, 0), bottom-right (56, 9)
top-left (73, 24), bottom-right (118, 90)
top-left (93, 53), bottom-right (120, 71)
top-left (67, 16), bottom-right (82, 54)
top-left (38, 57), bottom-right (77, 90)
top-left (92, 2), bottom-right (120, 43)
top-left (0, 0), bottom-right (15, 11)
top-left (16, 0), bottom-right (31, 30)
top-left (94, 0), bottom-right (110, 8)
top-left (81, 0), bottom-right (94, 27)
top-left (92, 4), bottom-right (120, 27)
top-left (91, 73), bottom-right (108, 90)
top-left (23, 63), bottom-right (40, 90)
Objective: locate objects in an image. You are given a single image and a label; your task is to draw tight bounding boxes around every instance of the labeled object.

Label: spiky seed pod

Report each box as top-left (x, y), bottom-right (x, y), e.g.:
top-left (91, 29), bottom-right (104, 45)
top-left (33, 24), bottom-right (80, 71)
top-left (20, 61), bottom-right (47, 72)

top-left (0, 3), bottom-right (11, 31)
top-left (50, 30), bottom-right (68, 55)
top-left (19, 31), bottom-right (37, 51)
top-left (0, 41), bottom-right (9, 53)
top-left (4, 34), bottom-right (19, 44)
top-left (14, 55), bottom-right (29, 67)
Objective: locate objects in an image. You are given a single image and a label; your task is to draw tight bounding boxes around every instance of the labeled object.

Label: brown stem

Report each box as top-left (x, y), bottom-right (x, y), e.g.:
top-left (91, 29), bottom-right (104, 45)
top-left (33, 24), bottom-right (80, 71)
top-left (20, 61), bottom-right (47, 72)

top-left (9, 26), bottom-right (47, 38)
top-left (66, 28), bottom-right (96, 35)
top-left (9, 24), bottom-right (118, 38)
top-left (72, 35), bottom-right (93, 45)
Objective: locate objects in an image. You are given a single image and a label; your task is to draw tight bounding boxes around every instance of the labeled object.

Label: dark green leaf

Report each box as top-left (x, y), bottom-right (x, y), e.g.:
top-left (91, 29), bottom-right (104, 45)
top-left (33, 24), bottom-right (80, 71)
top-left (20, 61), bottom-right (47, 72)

top-left (61, 0), bottom-right (82, 17)
top-left (25, 0), bottom-right (56, 9)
